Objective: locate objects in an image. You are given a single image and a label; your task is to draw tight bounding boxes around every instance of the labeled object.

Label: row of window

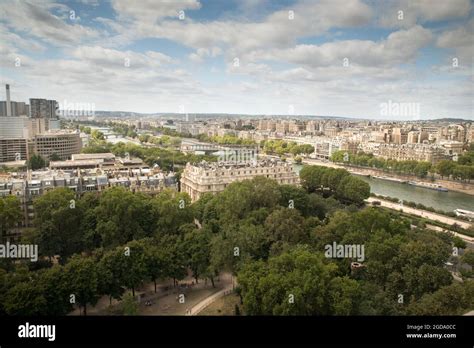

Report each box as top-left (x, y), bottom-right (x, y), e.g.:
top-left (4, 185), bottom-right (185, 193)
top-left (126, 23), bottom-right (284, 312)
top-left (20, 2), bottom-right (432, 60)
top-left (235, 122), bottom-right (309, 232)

top-left (204, 168), bottom-right (291, 176)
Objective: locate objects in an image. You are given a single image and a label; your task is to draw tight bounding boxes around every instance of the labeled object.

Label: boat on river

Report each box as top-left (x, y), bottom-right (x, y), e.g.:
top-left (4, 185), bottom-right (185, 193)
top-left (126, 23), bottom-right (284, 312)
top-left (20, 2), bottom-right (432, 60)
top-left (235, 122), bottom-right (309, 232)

top-left (408, 181), bottom-right (448, 192)
top-left (372, 175), bottom-right (407, 184)
top-left (454, 209), bottom-right (474, 221)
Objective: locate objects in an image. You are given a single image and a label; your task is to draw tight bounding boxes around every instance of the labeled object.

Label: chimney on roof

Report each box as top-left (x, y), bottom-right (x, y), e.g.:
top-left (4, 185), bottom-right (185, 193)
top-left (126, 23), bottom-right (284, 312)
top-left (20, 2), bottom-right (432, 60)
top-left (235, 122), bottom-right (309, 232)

top-left (6, 84), bottom-right (12, 117)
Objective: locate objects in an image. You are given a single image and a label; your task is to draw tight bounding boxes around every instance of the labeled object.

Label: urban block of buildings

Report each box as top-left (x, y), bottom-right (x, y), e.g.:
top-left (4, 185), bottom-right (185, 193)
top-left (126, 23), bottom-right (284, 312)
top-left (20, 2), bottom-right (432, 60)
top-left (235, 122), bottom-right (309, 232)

top-left (0, 153), bottom-right (177, 233)
top-left (1, 85), bottom-right (81, 164)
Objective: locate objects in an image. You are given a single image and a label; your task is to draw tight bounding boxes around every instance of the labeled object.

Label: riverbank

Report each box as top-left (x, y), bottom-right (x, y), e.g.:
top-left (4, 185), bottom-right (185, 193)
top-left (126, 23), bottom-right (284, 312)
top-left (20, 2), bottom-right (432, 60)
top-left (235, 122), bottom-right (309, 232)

top-left (302, 159), bottom-right (474, 196)
top-left (366, 197), bottom-right (472, 230)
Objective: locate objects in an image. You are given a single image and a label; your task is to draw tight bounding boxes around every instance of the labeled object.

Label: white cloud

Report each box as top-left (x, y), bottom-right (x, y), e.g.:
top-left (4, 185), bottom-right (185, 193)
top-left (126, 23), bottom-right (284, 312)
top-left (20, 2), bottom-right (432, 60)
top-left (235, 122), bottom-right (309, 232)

top-left (0, 0), bottom-right (471, 119)
top-left (377, 0), bottom-right (471, 28)
top-left (189, 47), bottom-right (222, 62)
top-left (111, 0), bottom-right (201, 23)
top-left (242, 25), bottom-right (432, 71)
top-left (70, 46), bottom-right (173, 69)
top-left (102, 0), bottom-right (373, 54)
top-left (436, 18), bottom-right (474, 66)
top-left (0, 0), bottom-right (100, 46)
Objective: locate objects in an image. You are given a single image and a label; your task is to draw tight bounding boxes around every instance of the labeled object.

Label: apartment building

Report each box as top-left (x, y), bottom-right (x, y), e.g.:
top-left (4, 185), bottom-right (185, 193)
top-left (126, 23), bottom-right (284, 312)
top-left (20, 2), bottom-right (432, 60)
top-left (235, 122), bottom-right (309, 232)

top-left (180, 159), bottom-right (299, 202)
top-left (0, 168), bottom-right (177, 231)
top-left (375, 143), bottom-right (446, 163)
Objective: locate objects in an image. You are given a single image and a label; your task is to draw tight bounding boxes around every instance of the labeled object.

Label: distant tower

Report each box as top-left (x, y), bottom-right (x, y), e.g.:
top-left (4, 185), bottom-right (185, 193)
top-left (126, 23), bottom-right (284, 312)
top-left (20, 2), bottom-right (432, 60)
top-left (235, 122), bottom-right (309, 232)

top-left (6, 84), bottom-right (11, 116)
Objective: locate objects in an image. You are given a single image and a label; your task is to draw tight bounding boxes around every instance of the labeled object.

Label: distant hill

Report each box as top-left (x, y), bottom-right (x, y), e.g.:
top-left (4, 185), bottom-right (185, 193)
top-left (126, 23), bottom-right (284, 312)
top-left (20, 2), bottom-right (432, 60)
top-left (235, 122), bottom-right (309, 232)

top-left (423, 118), bottom-right (472, 123)
top-left (85, 111), bottom-right (472, 122)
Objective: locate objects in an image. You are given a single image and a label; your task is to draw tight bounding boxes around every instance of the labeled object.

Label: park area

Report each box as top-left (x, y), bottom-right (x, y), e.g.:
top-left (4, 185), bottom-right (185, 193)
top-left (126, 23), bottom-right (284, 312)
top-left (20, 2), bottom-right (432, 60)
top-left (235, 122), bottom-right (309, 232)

top-left (69, 273), bottom-right (233, 316)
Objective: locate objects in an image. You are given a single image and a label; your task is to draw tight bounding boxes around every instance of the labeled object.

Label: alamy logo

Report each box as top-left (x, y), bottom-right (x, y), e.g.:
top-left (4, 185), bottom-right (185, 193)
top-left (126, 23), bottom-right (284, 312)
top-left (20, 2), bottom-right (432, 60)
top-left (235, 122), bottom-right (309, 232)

top-left (18, 322), bottom-right (56, 341)
top-left (324, 242), bottom-right (365, 262)
top-left (218, 149), bottom-right (258, 163)
top-left (56, 99), bottom-right (95, 117)
top-left (0, 242), bottom-right (38, 262)
top-left (380, 100), bottom-right (420, 118)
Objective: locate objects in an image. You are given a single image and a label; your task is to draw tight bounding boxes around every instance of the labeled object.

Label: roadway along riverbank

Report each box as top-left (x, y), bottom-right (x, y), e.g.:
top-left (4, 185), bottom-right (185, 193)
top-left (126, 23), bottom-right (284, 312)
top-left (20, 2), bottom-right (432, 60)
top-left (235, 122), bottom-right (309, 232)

top-left (366, 197), bottom-right (472, 230)
top-left (425, 224), bottom-right (474, 246)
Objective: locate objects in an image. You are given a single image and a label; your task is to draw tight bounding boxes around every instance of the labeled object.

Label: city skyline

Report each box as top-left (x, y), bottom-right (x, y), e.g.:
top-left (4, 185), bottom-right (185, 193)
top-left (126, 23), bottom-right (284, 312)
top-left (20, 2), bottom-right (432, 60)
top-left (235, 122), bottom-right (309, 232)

top-left (0, 0), bottom-right (473, 119)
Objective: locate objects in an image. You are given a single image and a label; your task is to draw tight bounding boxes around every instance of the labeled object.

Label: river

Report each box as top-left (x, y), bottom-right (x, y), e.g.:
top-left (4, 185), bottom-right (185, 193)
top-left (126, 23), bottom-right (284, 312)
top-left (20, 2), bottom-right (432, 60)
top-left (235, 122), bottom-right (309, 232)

top-left (293, 164), bottom-right (474, 212)
top-left (88, 126), bottom-right (141, 145)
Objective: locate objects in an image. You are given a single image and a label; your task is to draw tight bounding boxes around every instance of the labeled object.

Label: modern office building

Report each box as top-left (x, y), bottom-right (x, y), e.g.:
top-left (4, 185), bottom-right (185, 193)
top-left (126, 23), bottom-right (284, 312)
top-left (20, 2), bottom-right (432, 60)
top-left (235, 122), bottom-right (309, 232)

top-left (180, 159), bottom-right (299, 202)
top-left (0, 116), bottom-right (33, 138)
top-left (0, 115), bottom-right (33, 163)
top-left (33, 131), bottom-right (82, 160)
top-left (0, 101), bottom-right (29, 117)
top-left (0, 138), bottom-right (30, 162)
top-left (29, 98), bottom-right (58, 118)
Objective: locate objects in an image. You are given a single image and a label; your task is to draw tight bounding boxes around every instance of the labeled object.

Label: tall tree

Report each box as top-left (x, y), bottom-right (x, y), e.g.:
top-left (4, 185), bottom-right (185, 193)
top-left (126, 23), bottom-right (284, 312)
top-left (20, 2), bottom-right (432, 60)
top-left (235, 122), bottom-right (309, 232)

top-left (0, 195), bottom-right (23, 241)
top-left (28, 154), bottom-right (46, 170)
top-left (33, 188), bottom-right (83, 261)
top-left (143, 242), bottom-right (166, 293)
top-left (95, 187), bottom-right (153, 247)
top-left (97, 249), bottom-right (126, 305)
top-left (117, 241), bottom-right (147, 297)
top-left (264, 207), bottom-right (308, 244)
top-left (238, 248), bottom-right (339, 315)
top-left (336, 176), bottom-right (370, 204)
top-left (64, 255), bottom-right (100, 316)
top-left (152, 189), bottom-right (194, 237)
top-left (182, 228), bottom-right (212, 284)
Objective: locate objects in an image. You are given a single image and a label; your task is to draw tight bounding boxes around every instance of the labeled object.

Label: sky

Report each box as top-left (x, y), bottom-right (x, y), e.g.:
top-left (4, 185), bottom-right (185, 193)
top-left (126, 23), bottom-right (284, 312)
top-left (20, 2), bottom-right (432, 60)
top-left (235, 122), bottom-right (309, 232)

top-left (0, 0), bottom-right (473, 120)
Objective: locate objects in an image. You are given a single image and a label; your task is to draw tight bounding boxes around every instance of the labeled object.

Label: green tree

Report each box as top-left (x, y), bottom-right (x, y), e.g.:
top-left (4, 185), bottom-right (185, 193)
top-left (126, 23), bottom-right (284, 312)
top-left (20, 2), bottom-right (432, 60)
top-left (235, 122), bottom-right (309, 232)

top-left (461, 250), bottom-right (474, 268)
top-left (36, 265), bottom-right (73, 315)
top-left (95, 187), bottom-right (153, 247)
top-left (28, 154), bottom-right (46, 170)
top-left (64, 255), bottom-right (100, 316)
top-left (336, 176), bottom-right (370, 204)
top-left (33, 188), bottom-right (84, 261)
top-left (118, 240), bottom-right (148, 297)
top-left (327, 276), bottom-right (362, 315)
top-left (213, 177), bottom-right (281, 223)
top-left (97, 248), bottom-right (126, 305)
top-left (152, 190), bottom-right (194, 237)
top-left (299, 165), bottom-right (329, 192)
top-left (182, 227), bottom-right (212, 284)
top-left (91, 130), bottom-right (105, 141)
top-left (277, 185), bottom-right (310, 216)
top-left (0, 195), bottom-right (23, 241)
top-left (49, 153), bottom-right (61, 161)
top-left (435, 160), bottom-right (456, 179)
top-left (264, 208), bottom-right (308, 244)
top-left (408, 281), bottom-right (474, 315)
top-left (238, 248), bottom-right (339, 315)
top-left (143, 242), bottom-right (166, 293)
top-left (3, 280), bottom-right (47, 315)
top-left (122, 293), bottom-right (139, 315)
top-left (322, 168), bottom-right (350, 191)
